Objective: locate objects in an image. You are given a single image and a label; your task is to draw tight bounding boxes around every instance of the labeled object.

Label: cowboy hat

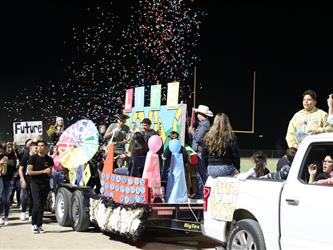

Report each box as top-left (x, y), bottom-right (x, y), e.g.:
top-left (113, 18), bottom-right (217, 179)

top-left (194, 105), bottom-right (213, 117)
top-left (115, 113), bottom-right (130, 121)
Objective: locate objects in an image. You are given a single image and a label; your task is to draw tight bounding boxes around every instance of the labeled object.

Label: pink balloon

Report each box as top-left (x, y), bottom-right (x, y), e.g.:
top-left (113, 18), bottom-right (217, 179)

top-left (148, 135), bottom-right (162, 153)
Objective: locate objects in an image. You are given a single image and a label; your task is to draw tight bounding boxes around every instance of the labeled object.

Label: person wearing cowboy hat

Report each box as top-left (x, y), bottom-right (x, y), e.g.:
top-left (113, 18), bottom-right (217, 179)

top-left (188, 105), bottom-right (213, 198)
top-left (104, 113), bottom-right (131, 167)
top-left (188, 105), bottom-right (213, 153)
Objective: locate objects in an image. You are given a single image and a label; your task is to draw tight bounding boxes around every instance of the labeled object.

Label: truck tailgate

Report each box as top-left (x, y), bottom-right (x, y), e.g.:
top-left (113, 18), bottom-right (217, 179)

top-left (145, 199), bottom-right (204, 233)
top-left (203, 177), bottom-right (284, 246)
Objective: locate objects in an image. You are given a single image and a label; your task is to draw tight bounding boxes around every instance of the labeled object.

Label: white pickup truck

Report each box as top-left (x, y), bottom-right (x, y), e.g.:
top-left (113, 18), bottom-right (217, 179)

top-left (202, 133), bottom-right (333, 250)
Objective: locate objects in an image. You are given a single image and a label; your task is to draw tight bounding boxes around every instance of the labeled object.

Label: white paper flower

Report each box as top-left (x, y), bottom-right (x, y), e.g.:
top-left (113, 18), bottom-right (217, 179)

top-left (120, 208), bottom-right (131, 234)
top-left (109, 207), bottom-right (121, 232)
top-left (89, 198), bottom-right (100, 221)
top-left (96, 202), bottom-right (107, 230)
top-left (130, 218), bottom-right (141, 234)
top-left (103, 207), bottom-right (113, 230)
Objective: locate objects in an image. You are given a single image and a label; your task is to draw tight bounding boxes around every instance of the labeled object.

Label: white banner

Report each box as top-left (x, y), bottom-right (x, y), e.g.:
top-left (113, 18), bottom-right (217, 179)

top-left (13, 121), bottom-right (43, 145)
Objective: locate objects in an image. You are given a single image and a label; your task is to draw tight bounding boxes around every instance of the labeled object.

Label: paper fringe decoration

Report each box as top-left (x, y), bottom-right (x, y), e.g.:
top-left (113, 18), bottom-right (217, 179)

top-left (89, 196), bottom-right (149, 241)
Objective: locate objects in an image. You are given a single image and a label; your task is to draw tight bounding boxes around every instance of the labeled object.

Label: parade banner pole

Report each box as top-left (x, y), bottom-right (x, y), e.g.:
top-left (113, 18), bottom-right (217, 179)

top-left (193, 66), bottom-right (197, 109)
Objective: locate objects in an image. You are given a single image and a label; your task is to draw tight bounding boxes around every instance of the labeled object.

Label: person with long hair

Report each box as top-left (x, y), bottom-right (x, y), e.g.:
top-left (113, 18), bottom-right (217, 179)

top-left (0, 146), bottom-right (8, 208)
top-left (48, 145), bottom-right (65, 210)
top-left (47, 117), bottom-right (65, 148)
top-left (0, 142), bottom-right (17, 225)
top-left (203, 113), bottom-right (240, 178)
top-left (237, 151), bottom-right (270, 180)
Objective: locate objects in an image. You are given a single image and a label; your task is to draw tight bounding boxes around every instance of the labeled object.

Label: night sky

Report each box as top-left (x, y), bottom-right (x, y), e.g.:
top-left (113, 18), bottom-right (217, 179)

top-left (1, 1), bottom-right (333, 150)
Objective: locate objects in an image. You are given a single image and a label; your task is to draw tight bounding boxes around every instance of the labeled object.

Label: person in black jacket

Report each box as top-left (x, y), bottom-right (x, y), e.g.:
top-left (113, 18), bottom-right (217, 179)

top-left (203, 113), bottom-right (240, 178)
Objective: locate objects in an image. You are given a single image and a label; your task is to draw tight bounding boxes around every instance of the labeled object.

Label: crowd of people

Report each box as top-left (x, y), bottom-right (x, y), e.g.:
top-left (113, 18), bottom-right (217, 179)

top-left (1, 89), bottom-right (333, 234)
top-left (0, 116), bottom-right (66, 233)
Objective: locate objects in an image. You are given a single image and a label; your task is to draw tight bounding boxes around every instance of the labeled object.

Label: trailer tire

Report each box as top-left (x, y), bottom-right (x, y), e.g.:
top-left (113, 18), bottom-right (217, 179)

top-left (226, 219), bottom-right (266, 250)
top-left (55, 187), bottom-right (72, 226)
top-left (70, 190), bottom-right (90, 232)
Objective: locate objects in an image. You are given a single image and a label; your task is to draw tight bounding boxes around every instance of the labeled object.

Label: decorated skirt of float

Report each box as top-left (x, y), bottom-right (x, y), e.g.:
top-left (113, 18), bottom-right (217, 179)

top-left (89, 143), bottom-right (151, 240)
top-left (89, 195), bottom-right (149, 241)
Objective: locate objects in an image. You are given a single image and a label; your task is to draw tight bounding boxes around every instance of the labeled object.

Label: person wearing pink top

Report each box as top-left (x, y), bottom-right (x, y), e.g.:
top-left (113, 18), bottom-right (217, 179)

top-left (308, 155), bottom-right (333, 184)
top-left (315, 177), bottom-right (333, 185)
top-left (49, 146), bottom-right (64, 188)
top-left (48, 146), bottom-right (64, 211)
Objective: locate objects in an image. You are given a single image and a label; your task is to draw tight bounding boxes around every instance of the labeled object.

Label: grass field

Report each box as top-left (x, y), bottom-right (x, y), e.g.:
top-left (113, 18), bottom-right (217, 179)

top-left (240, 158), bottom-right (278, 173)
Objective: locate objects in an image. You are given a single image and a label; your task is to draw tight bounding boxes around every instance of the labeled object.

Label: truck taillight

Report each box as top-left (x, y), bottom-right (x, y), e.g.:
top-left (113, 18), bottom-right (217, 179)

top-left (203, 186), bottom-right (211, 211)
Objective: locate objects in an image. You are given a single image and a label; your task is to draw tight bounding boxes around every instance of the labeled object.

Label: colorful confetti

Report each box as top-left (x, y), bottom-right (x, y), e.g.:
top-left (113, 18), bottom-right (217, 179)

top-left (0, 0), bottom-right (206, 138)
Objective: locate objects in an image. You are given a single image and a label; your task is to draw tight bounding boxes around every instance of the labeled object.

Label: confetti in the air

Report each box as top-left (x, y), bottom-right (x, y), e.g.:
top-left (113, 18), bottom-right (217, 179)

top-left (1, 0), bottom-right (207, 128)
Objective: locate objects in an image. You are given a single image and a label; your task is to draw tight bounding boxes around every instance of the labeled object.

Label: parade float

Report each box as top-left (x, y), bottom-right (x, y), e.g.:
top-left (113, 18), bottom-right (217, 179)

top-left (54, 83), bottom-right (204, 240)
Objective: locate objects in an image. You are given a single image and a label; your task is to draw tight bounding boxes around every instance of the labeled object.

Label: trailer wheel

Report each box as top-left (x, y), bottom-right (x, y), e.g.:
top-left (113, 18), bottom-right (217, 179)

top-left (70, 190), bottom-right (90, 232)
top-left (55, 187), bottom-right (72, 226)
top-left (227, 219), bottom-right (266, 250)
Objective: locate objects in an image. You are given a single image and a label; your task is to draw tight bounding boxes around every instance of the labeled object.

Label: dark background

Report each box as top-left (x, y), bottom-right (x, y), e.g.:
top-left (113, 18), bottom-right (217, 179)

top-left (1, 1), bottom-right (333, 150)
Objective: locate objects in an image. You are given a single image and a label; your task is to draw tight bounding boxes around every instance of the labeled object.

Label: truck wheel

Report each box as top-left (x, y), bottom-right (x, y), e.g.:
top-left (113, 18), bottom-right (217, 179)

top-left (227, 219), bottom-right (266, 250)
top-left (55, 187), bottom-right (72, 226)
top-left (70, 190), bottom-right (90, 232)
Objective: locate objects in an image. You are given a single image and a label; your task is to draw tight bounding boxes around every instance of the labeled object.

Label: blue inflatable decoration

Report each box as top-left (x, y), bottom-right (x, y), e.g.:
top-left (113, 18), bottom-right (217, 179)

top-left (166, 153), bottom-right (188, 204)
top-left (169, 139), bottom-right (181, 154)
